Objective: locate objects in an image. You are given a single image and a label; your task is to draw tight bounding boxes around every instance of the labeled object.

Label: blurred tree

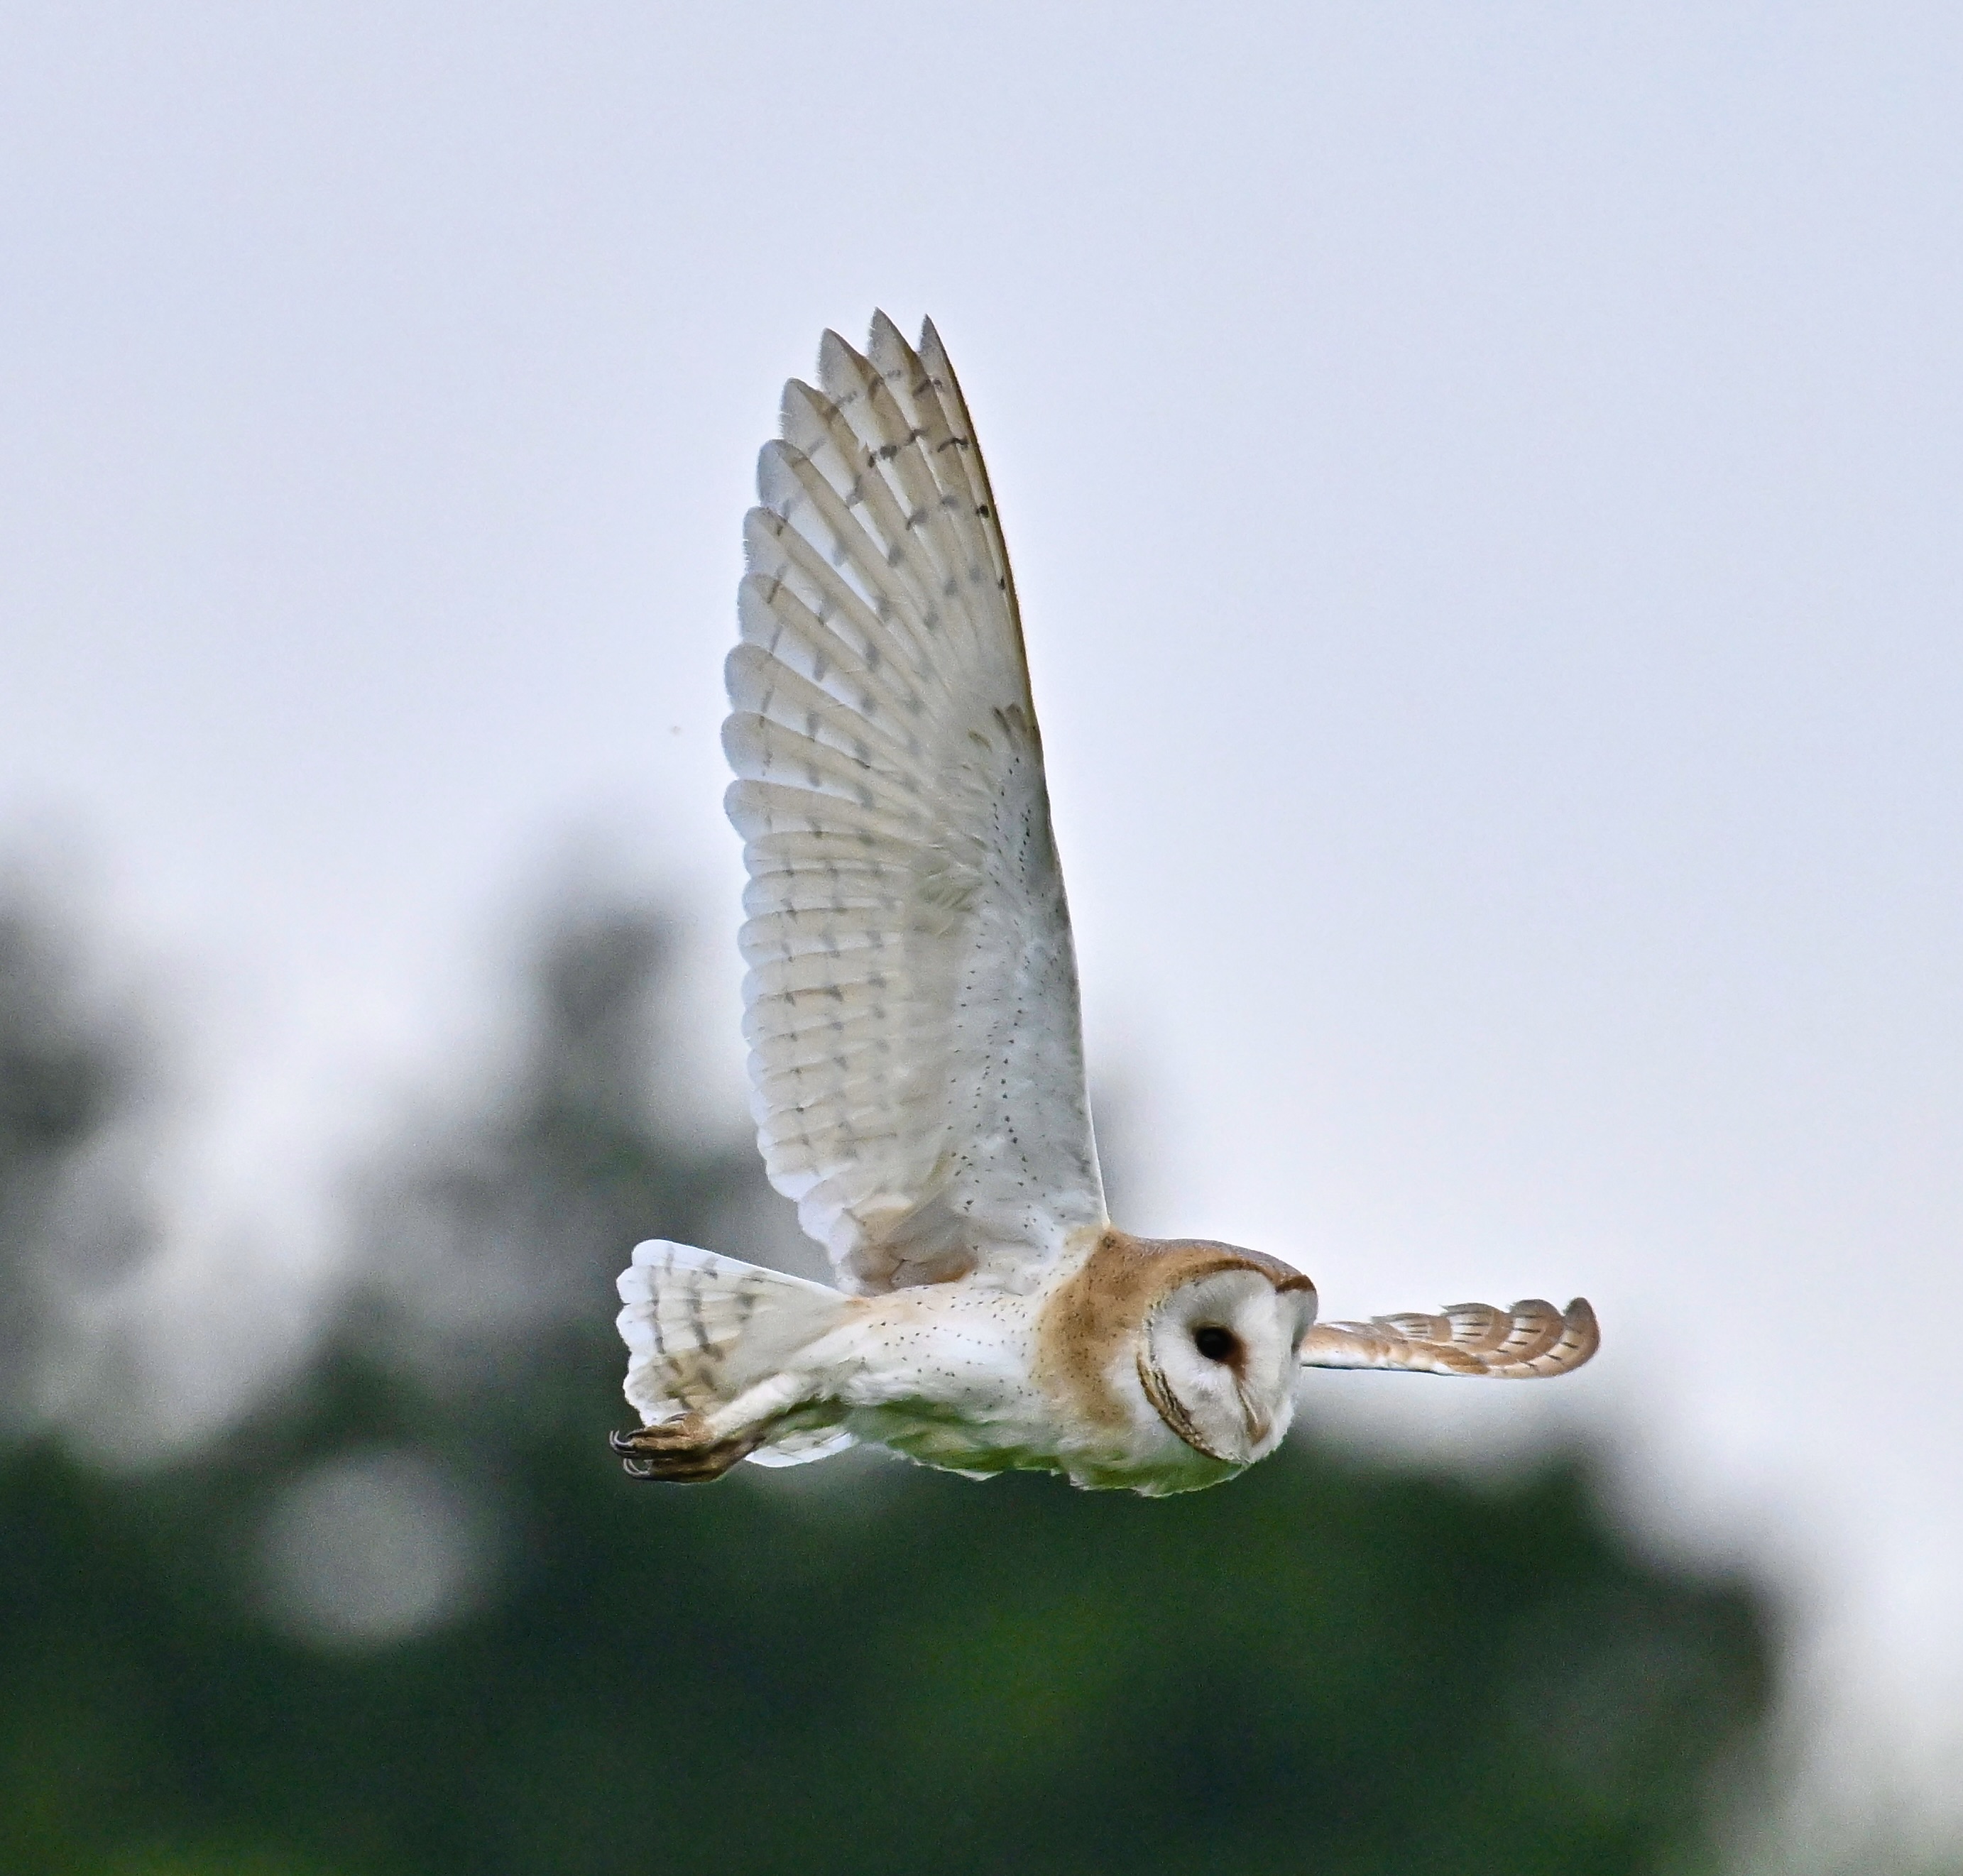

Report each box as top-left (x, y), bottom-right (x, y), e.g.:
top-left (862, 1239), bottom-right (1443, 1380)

top-left (0, 884), bottom-right (152, 1443)
top-left (344, 897), bottom-right (755, 1403)
top-left (0, 889), bottom-right (1782, 1876)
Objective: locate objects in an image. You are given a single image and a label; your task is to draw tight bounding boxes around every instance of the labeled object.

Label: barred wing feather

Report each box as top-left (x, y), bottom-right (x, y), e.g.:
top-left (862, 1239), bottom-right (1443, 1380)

top-left (725, 314), bottom-right (1106, 1295)
top-left (1301, 1298), bottom-right (1600, 1378)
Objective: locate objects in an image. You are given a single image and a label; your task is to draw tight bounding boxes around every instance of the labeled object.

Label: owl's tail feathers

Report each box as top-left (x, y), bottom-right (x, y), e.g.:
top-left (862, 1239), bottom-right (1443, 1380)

top-left (615, 1240), bottom-right (858, 1468)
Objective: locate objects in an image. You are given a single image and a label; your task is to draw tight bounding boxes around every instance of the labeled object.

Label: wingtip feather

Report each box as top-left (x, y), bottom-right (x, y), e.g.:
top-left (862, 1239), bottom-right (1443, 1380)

top-left (1301, 1293), bottom-right (1600, 1379)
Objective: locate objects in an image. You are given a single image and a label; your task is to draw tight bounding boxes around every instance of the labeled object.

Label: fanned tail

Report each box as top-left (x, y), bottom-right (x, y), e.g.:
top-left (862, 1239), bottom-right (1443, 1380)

top-left (616, 1241), bottom-right (858, 1466)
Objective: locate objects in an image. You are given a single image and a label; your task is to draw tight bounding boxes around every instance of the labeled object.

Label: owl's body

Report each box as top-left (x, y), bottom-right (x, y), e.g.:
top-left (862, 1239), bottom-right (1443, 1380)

top-left (620, 1229), bottom-right (1330, 1494)
top-left (614, 315), bottom-right (1598, 1496)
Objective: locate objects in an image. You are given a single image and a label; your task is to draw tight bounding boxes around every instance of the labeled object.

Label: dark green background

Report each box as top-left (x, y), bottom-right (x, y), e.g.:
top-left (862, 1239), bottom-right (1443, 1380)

top-left (1, 894), bottom-right (1788, 1875)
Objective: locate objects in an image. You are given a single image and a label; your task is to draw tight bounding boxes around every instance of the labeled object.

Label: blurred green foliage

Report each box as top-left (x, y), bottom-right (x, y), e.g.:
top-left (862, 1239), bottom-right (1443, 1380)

top-left (0, 892), bottom-right (1776, 1876)
top-left (0, 894), bottom-right (151, 1437)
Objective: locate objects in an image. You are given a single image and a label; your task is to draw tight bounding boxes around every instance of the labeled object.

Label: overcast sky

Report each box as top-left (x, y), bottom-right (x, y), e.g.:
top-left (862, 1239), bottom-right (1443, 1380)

top-left (6, 1), bottom-right (1961, 1828)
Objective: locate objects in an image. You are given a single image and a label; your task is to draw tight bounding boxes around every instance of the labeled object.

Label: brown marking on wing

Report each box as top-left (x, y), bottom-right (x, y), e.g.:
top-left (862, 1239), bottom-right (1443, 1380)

top-left (1299, 1297), bottom-right (1599, 1378)
top-left (851, 1182), bottom-right (981, 1291)
top-left (1033, 1229), bottom-right (1316, 1431)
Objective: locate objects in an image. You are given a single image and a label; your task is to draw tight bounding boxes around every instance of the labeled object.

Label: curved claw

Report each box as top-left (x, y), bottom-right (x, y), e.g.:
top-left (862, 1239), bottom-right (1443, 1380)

top-left (608, 1413), bottom-right (768, 1485)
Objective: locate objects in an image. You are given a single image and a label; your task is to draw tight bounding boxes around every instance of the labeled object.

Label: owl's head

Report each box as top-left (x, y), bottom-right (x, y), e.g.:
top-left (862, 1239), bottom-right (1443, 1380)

top-left (1136, 1254), bottom-right (1319, 1467)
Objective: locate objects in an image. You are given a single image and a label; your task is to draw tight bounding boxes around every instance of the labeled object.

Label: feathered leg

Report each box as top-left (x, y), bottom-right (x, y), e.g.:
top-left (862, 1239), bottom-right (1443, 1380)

top-left (608, 1415), bottom-right (769, 1483)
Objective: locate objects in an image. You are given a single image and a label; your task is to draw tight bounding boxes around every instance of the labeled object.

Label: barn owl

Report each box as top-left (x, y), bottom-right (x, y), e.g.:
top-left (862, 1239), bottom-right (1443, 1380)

top-left (613, 314), bottom-right (1597, 1496)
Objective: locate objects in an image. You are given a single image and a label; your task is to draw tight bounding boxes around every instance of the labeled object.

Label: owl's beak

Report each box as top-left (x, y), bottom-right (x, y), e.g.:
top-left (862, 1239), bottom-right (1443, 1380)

top-left (1237, 1388), bottom-right (1271, 1452)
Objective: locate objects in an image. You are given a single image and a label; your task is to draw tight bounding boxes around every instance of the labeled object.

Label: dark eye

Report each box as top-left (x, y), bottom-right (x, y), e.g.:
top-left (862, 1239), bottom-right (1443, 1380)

top-left (1193, 1325), bottom-right (1238, 1363)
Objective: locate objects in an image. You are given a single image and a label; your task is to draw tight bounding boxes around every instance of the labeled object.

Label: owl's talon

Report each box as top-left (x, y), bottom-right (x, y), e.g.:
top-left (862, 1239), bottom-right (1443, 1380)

top-left (609, 1414), bottom-right (765, 1483)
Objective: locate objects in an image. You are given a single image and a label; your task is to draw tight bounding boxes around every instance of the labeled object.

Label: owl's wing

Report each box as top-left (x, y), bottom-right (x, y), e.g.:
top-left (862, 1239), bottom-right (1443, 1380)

top-left (1300, 1298), bottom-right (1599, 1378)
top-left (726, 314), bottom-right (1107, 1295)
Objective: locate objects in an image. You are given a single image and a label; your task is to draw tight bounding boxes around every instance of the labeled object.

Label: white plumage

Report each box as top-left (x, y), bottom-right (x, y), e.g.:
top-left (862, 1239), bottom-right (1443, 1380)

top-left (613, 316), bottom-right (1598, 1496)
top-left (728, 316), bottom-right (1103, 1295)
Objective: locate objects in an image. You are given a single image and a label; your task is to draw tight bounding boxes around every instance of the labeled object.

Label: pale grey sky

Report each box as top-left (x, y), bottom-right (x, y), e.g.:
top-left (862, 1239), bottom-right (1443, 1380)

top-left (6, 1), bottom-right (1961, 1827)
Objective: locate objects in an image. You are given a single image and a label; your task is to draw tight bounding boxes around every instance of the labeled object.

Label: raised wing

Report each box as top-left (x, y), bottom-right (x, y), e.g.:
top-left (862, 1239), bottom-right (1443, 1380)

top-left (1301, 1298), bottom-right (1599, 1378)
top-left (726, 314), bottom-right (1106, 1295)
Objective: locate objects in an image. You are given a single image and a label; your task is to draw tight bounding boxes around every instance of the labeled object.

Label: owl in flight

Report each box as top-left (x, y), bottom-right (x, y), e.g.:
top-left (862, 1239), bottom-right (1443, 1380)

top-left (613, 314), bottom-right (1597, 1495)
